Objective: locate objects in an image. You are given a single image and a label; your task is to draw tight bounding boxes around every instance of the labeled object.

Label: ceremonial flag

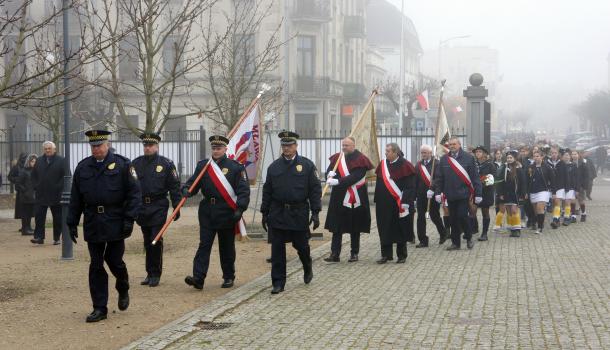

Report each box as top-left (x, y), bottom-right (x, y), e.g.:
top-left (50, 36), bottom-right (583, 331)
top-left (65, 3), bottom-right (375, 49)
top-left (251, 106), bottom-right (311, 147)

top-left (227, 104), bottom-right (262, 184)
top-left (349, 92), bottom-right (380, 179)
top-left (435, 103), bottom-right (451, 157)
top-left (416, 90), bottom-right (429, 111)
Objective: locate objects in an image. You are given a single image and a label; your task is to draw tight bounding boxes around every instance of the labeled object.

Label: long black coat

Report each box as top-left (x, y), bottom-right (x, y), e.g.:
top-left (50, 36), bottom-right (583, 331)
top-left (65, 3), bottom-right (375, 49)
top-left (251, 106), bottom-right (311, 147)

top-left (67, 152), bottom-right (141, 243)
top-left (8, 153), bottom-right (28, 219)
top-left (133, 154), bottom-right (181, 227)
top-left (496, 163), bottom-right (527, 204)
top-left (374, 158), bottom-right (415, 245)
top-left (324, 151), bottom-right (372, 234)
top-left (476, 159), bottom-right (496, 207)
top-left (32, 154), bottom-right (66, 206)
top-left (434, 150), bottom-right (482, 201)
top-left (184, 155), bottom-right (250, 230)
top-left (261, 154), bottom-right (321, 232)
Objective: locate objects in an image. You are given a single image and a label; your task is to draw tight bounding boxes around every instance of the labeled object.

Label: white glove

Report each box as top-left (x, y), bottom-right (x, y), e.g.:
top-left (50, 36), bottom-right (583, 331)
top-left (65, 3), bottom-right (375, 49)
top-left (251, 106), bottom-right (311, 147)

top-left (435, 194), bottom-right (442, 203)
top-left (327, 171), bottom-right (336, 178)
top-left (401, 204), bottom-right (409, 212)
top-left (426, 190), bottom-right (434, 199)
top-left (327, 178), bottom-right (339, 187)
top-left (475, 196), bottom-right (483, 204)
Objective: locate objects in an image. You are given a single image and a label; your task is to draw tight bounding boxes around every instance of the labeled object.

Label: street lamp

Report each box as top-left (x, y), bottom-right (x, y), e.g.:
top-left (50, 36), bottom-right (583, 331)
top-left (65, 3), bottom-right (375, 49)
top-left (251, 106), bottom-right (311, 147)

top-left (437, 35), bottom-right (471, 79)
top-left (398, 0), bottom-right (405, 132)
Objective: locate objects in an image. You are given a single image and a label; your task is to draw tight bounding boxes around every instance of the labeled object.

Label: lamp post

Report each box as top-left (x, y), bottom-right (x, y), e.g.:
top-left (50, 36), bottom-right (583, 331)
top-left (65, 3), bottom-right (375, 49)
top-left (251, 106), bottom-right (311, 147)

top-left (60, 0), bottom-right (73, 260)
top-left (437, 35), bottom-right (471, 79)
top-left (398, 0), bottom-right (405, 132)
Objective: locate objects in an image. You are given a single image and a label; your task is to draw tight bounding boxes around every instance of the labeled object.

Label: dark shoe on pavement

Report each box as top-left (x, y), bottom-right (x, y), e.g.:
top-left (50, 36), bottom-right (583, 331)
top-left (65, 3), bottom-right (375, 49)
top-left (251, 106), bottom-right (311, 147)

top-left (303, 263), bottom-right (313, 284)
top-left (439, 234), bottom-right (448, 245)
top-left (184, 276), bottom-right (204, 290)
top-left (323, 255), bottom-right (340, 263)
top-left (580, 215), bottom-right (586, 222)
top-left (396, 257), bottom-right (406, 264)
top-left (510, 231), bottom-right (519, 237)
top-left (148, 276), bottom-right (160, 287)
top-left (140, 276), bottom-right (150, 285)
top-left (562, 220), bottom-right (570, 227)
top-left (53, 240), bottom-right (60, 245)
top-left (24, 228), bottom-right (34, 235)
top-left (221, 279), bottom-right (234, 288)
top-left (118, 291), bottom-right (129, 311)
top-left (376, 257), bottom-right (389, 264)
top-left (551, 219), bottom-right (559, 229)
top-left (467, 239), bottom-right (475, 249)
top-left (86, 309), bottom-right (107, 323)
top-left (415, 243), bottom-right (428, 248)
top-left (271, 285), bottom-right (284, 294)
top-left (446, 244), bottom-right (460, 251)
top-left (30, 238), bottom-right (44, 244)
top-left (478, 233), bottom-right (488, 241)
top-left (266, 257), bottom-right (272, 263)
top-left (348, 254), bottom-right (358, 262)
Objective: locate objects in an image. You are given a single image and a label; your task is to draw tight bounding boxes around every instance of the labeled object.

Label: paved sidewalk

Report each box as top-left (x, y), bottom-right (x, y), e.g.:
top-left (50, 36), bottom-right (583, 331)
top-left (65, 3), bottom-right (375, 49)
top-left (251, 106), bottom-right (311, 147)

top-left (124, 187), bottom-right (610, 349)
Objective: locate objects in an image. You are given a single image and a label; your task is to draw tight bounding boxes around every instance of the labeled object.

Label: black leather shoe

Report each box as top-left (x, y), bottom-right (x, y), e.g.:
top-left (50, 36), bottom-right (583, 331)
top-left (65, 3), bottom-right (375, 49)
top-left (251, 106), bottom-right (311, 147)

top-left (271, 285), bottom-right (284, 294)
top-left (323, 255), bottom-right (340, 263)
top-left (118, 291), bottom-right (129, 311)
top-left (376, 257), bottom-right (389, 264)
top-left (439, 234), bottom-right (448, 245)
top-left (184, 276), bottom-right (204, 290)
top-left (148, 276), bottom-right (160, 287)
top-left (30, 238), bottom-right (44, 244)
top-left (478, 233), bottom-right (488, 241)
top-left (86, 309), bottom-right (107, 323)
top-left (140, 276), bottom-right (150, 285)
top-left (562, 220), bottom-right (570, 226)
top-left (510, 231), bottom-right (519, 237)
top-left (446, 245), bottom-right (460, 251)
top-left (415, 243), bottom-right (428, 248)
top-left (551, 219), bottom-right (559, 229)
top-left (467, 239), bottom-right (474, 249)
top-left (303, 265), bottom-right (313, 284)
top-left (348, 254), bottom-right (358, 262)
top-left (396, 257), bottom-right (406, 264)
top-left (221, 279), bottom-right (234, 288)
top-left (266, 257), bottom-right (272, 263)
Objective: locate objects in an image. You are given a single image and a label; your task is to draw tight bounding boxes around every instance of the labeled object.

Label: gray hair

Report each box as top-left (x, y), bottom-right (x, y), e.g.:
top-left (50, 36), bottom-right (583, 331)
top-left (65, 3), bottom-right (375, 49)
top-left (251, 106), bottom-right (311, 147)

top-left (420, 144), bottom-right (432, 152)
top-left (386, 142), bottom-right (401, 154)
top-left (343, 136), bottom-right (355, 144)
top-left (448, 136), bottom-right (461, 144)
top-left (42, 141), bottom-right (56, 149)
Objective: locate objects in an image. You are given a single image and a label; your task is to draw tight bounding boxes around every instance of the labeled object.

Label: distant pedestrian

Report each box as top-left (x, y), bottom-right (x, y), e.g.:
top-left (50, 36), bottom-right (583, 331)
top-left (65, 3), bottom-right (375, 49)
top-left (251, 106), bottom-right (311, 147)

top-left (595, 145), bottom-right (606, 174)
top-left (582, 151), bottom-right (596, 200)
top-left (8, 153), bottom-right (30, 234)
top-left (31, 141), bottom-right (66, 245)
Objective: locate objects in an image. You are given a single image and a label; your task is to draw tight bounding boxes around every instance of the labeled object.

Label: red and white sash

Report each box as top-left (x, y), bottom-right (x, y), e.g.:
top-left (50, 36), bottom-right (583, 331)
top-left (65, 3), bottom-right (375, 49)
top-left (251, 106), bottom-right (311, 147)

top-left (380, 158), bottom-right (408, 218)
top-left (207, 160), bottom-right (247, 236)
top-left (447, 155), bottom-right (474, 198)
top-left (419, 161), bottom-right (432, 187)
top-left (337, 154), bottom-right (366, 208)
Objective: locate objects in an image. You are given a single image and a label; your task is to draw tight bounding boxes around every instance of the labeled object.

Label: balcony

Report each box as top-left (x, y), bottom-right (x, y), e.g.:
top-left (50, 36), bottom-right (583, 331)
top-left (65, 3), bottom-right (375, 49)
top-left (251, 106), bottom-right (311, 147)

top-left (294, 76), bottom-right (342, 98)
top-left (291, 0), bottom-right (331, 23)
top-left (344, 15), bottom-right (365, 39)
top-left (342, 82), bottom-right (367, 103)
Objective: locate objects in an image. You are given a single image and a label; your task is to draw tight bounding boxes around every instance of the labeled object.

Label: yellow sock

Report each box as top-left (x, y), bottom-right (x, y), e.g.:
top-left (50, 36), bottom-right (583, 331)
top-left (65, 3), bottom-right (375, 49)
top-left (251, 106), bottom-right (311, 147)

top-left (553, 206), bottom-right (561, 218)
top-left (495, 212), bottom-right (504, 226)
top-left (565, 206), bottom-right (571, 218)
top-left (514, 211), bottom-right (521, 228)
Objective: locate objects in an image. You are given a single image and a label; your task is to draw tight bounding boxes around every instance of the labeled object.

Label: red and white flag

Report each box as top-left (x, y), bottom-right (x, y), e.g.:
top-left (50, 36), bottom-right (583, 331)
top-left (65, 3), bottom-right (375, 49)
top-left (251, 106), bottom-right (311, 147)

top-left (416, 90), bottom-right (429, 111)
top-left (337, 155), bottom-right (366, 208)
top-left (208, 159), bottom-right (247, 236)
top-left (227, 105), bottom-right (262, 183)
top-left (453, 106), bottom-right (463, 113)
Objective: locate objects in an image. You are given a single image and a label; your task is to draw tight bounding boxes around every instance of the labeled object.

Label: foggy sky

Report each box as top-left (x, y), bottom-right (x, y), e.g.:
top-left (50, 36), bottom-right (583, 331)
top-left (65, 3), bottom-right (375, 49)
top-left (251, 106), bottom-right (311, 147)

top-left (389, 0), bottom-right (610, 130)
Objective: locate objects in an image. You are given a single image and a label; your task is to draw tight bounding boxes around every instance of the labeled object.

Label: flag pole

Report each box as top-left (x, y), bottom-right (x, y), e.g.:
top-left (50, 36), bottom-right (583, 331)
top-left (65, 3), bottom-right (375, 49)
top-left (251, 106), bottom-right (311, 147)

top-left (152, 89), bottom-right (268, 245)
top-left (321, 89), bottom-right (378, 198)
top-left (426, 80), bottom-right (446, 217)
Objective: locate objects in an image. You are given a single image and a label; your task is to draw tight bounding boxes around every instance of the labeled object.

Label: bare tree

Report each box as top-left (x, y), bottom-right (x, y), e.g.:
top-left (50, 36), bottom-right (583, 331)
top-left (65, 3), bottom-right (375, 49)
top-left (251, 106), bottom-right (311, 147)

top-left (195, 0), bottom-right (285, 131)
top-left (81, 0), bottom-right (220, 134)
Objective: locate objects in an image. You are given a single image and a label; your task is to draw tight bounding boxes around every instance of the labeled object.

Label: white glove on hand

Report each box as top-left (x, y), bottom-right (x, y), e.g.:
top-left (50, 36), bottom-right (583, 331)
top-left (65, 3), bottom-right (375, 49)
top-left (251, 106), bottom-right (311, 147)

top-left (401, 204), bottom-right (409, 212)
top-left (426, 190), bottom-right (434, 199)
top-left (475, 196), bottom-right (483, 204)
top-left (435, 194), bottom-right (442, 203)
top-left (327, 171), bottom-right (336, 178)
top-left (327, 178), bottom-right (339, 187)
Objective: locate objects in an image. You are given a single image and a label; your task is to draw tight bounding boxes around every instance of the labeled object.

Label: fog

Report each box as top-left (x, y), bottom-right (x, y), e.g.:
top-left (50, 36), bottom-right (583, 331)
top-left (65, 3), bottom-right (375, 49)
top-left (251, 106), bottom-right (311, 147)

top-left (390, 0), bottom-right (610, 131)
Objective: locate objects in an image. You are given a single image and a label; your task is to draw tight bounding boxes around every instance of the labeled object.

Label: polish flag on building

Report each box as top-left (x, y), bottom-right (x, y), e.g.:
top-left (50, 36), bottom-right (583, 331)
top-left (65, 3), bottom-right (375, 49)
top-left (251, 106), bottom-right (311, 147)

top-left (416, 90), bottom-right (429, 111)
top-left (453, 106), bottom-right (463, 113)
top-left (227, 104), bottom-right (262, 183)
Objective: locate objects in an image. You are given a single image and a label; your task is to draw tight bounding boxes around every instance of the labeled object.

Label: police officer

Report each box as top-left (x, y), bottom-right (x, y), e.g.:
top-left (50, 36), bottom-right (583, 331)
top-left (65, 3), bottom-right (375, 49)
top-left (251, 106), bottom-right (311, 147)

top-left (261, 131), bottom-right (321, 294)
top-left (67, 130), bottom-right (141, 323)
top-left (132, 133), bottom-right (181, 287)
top-left (183, 135), bottom-right (250, 290)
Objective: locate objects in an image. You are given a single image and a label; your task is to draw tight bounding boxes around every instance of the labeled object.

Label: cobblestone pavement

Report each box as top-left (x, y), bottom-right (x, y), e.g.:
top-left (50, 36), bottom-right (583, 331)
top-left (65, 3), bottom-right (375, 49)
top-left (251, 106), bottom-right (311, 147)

top-left (125, 183), bottom-right (610, 350)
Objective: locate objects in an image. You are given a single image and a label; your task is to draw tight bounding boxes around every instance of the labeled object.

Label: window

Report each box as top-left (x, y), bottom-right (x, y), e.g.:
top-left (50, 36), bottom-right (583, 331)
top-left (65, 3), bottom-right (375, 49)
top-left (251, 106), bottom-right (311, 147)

top-left (163, 35), bottom-right (183, 75)
top-left (332, 39), bottom-right (336, 79)
top-left (234, 33), bottom-right (255, 75)
top-left (295, 114), bottom-right (316, 137)
top-left (297, 36), bottom-right (315, 76)
top-left (119, 35), bottom-right (139, 80)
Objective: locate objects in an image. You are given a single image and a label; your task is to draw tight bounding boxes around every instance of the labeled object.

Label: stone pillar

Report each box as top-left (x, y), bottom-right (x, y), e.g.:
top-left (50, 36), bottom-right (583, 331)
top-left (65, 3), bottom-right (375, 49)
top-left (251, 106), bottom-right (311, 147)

top-left (463, 73), bottom-right (489, 149)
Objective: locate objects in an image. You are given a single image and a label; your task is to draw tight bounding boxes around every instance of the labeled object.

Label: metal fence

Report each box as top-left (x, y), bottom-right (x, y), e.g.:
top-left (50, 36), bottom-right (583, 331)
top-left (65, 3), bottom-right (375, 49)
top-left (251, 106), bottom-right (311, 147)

top-left (0, 127), bottom-right (466, 192)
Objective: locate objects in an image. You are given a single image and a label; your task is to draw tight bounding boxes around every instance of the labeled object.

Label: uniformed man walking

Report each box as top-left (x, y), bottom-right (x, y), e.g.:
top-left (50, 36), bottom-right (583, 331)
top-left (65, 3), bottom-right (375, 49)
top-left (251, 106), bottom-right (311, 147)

top-left (261, 131), bottom-right (321, 294)
top-left (183, 135), bottom-right (250, 290)
top-left (132, 133), bottom-right (181, 287)
top-left (67, 130), bottom-right (141, 323)
top-left (323, 136), bottom-right (373, 262)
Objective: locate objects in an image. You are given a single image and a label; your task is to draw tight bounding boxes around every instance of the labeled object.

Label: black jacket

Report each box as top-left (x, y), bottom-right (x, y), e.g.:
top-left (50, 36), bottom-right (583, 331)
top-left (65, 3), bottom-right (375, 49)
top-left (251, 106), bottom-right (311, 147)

top-left (67, 152), bottom-right (142, 243)
top-left (414, 158), bottom-right (437, 200)
top-left (547, 158), bottom-right (566, 194)
top-left (496, 163), bottom-right (527, 203)
top-left (184, 155), bottom-right (250, 230)
top-left (32, 154), bottom-right (66, 206)
top-left (527, 163), bottom-right (553, 194)
top-left (261, 154), bottom-right (321, 232)
top-left (565, 162), bottom-right (578, 191)
top-left (573, 159), bottom-right (589, 192)
top-left (15, 166), bottom-right (36, 204)
top-left (132, 154), bottom-right (181, 227)
top-left (434, 149), bottom-right (482, 201)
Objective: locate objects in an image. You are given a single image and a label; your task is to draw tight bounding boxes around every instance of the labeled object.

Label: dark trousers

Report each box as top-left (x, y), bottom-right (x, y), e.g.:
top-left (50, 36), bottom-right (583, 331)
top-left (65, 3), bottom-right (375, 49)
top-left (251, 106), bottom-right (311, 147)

top-left (141, 225), bottom-right (163, 278)
top-left (416, 199), bottom-right (445, 245)
top-left (381, 243), bottom-right (407, 259)
top-left (447, 199), bottom-right (472, 247)
top-left (34, 204), bottom-right (62, 241)
top-left (193, 227), bottom-right (235, 281)
top-left (87, 240), bottom-right (129, 313)
top-left (271, 228), bottom-right (311, 288)
top-left (330, 232), bottom-right (360, 256)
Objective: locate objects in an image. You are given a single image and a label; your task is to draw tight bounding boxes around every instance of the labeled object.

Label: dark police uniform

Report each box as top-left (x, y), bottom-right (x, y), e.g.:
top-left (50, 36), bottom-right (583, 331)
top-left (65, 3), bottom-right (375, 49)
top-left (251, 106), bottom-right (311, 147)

top-left (183, 136), bottom-right (250, 290)
top-left (261, 131), bottom-right (321, 294)
top-left (67, 130), bottom-right (141, 322)
top-left (132, 133), bottom-right (181, 286)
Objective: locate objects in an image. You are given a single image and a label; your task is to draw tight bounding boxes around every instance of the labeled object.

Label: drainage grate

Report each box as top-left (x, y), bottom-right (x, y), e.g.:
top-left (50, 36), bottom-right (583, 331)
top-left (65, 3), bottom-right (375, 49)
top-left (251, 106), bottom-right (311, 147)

top-left (194, 321), bottom-right (233, 330)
